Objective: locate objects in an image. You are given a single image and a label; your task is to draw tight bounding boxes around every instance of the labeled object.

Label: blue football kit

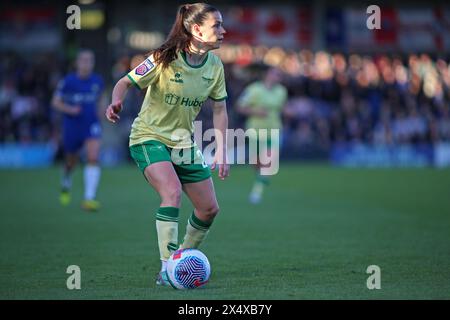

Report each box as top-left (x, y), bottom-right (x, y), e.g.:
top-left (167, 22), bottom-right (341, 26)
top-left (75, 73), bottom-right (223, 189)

top-left (55, 73), bottom-right (104, 152)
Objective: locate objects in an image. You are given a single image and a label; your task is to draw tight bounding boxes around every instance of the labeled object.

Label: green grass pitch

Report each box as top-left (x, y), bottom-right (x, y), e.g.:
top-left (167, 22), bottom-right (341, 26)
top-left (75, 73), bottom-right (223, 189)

top-left (0, 164), bottom-right (449, 299)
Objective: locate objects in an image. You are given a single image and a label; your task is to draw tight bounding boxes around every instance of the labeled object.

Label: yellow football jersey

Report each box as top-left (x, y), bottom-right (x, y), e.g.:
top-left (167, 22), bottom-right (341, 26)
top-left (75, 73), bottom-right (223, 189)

top-left (237, 81), bottom-right (287, 130)
top-left (127, 51), bottom-right (227, 148)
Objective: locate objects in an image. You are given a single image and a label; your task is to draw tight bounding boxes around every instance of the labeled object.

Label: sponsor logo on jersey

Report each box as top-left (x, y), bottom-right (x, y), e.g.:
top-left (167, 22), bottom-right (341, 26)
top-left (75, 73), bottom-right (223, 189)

top-left (180, 97), bottom-right (205, 107)
top-left (165, 93), bottom-right (180, 105)
top-left (70, 92), bottom-right (97, 104)
top-left (164, 93), bottom-right (206, 108)
top-left (135, 59), bottom-right (154, 76)
top-left (91, 83), bottom-right (100, 92)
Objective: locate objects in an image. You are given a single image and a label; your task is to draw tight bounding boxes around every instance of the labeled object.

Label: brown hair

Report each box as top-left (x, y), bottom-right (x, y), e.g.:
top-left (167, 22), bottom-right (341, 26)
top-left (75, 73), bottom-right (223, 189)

top-left (149, 3), bottom-right (219, 69)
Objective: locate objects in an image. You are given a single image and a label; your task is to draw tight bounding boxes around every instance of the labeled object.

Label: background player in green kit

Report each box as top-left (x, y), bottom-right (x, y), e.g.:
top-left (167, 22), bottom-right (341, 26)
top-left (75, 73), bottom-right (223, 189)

top-left (105, 3), bottom-right (229, 286)
top-left (236, 66), bottom-right (287, 204)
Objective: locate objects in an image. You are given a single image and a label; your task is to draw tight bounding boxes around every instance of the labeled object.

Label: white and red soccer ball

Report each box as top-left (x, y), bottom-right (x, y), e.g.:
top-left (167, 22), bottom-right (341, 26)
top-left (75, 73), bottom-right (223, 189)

top-left (166, 248), bottom-right (211, 289)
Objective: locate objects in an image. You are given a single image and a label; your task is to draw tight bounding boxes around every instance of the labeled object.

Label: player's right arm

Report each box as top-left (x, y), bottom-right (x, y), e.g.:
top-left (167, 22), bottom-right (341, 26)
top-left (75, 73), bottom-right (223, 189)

top-left (105, 75), bottom-right (132, 123)
top-left (51, 78), bottom-right (81, 116)
top-left (52, 96), bottom-right (81, 116)
top-left (106, 55), bottom-right (160, 123)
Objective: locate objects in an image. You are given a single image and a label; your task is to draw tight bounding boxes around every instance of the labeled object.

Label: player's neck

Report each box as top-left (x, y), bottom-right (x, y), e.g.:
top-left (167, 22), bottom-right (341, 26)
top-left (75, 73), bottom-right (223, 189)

top-left (185, 45), bottom-right (208, 66)
top-left (77, 71), bottom-right (91, 79)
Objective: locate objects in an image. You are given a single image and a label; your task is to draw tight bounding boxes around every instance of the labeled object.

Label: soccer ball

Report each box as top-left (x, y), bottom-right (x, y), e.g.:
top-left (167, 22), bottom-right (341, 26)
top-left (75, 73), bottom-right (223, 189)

top-left (166, 248), bottom-right (211, 289)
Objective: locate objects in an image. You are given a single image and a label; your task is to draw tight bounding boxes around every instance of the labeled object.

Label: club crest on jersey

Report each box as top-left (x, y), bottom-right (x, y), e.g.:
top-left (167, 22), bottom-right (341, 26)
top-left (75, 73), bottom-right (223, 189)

top-left (170, 72), bottom-right (184, 83)
top-left (135, 59), bottom-right (154, 76)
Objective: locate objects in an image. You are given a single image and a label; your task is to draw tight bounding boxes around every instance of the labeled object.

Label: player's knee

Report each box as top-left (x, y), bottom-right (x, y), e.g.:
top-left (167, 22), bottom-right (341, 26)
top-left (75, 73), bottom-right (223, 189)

top-left (162, 186), bottom-right (182, 207)
top-left (203, 203), bottom-right (220, 220)
top-left (65, 162), bottom-right (74, 170)
top-left (65, 159), bottom-right (77, 170)
top-left (86, 152), bottom-right (99, 164)
top-left (87, 158), bottom-right (98, 165)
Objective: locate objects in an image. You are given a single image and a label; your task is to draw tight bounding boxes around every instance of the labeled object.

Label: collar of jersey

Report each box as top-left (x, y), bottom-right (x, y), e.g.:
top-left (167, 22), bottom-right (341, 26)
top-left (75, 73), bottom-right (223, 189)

top-left (180, 50), bottom-right (209, 69)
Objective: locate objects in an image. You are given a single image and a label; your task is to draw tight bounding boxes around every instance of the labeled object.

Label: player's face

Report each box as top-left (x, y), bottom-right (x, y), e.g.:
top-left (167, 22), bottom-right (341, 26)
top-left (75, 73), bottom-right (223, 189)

top-left (198, 11), bottom-right (226, 49)
top-left (76, 51), bottom-right (95, 76)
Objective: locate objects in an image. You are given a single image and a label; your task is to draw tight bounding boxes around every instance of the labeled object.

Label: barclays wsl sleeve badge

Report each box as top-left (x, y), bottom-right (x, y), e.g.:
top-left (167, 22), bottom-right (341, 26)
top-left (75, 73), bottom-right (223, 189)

top-left (135, 59), bottom-right (154, 76)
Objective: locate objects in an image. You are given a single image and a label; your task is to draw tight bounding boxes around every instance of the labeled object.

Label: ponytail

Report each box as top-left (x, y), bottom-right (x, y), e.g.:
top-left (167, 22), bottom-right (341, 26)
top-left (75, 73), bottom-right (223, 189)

top-left (149, 3), bottom-right (218, 69)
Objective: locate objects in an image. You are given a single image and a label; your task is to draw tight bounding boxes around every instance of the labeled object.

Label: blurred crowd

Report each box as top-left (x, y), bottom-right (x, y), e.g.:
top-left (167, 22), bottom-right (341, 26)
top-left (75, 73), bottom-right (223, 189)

top-left (0, 51), bottom-right (63, 144)
top-left (221, 49), bottom-right (450, 157)
top-left (1, 49), bottom-right (450, 158)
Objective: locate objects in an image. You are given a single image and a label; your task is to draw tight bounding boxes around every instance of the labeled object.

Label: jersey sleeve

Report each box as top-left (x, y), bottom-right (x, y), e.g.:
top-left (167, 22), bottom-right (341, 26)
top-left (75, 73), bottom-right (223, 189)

top-left (127, 55), bottom-right (160, 89)
top-left (54, 76), bottom-right (69, 98)
top-left (209, 63), bottom-right (228, 101)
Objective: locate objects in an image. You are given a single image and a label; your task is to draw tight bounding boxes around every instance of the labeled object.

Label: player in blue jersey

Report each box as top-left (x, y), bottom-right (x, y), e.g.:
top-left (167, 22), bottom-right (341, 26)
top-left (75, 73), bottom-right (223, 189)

top-left (52, 49), bottom-right (104, 211)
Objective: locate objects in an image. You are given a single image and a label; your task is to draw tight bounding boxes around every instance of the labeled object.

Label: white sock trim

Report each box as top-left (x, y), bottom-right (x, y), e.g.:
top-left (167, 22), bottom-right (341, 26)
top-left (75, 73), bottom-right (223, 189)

top-left (84, 165), bottom-right (101, 200)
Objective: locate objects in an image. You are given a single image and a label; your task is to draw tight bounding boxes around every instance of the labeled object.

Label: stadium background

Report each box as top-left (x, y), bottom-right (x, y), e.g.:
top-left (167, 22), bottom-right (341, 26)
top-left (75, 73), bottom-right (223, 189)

top-left (0, 0), bottom-right (449, 300)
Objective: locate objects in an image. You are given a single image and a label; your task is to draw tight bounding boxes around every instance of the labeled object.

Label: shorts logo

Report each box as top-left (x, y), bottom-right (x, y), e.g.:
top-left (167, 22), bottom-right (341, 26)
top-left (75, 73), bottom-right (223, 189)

top-left (135, 59), bottom-right (154, 76)
top-left (90, 123), bottom-right (101, 137)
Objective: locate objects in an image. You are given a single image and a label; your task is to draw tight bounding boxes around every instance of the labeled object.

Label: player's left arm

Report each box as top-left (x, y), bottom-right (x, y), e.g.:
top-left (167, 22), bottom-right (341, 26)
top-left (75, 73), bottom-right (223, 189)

top-left (210, 99), bottom-right (229, 180)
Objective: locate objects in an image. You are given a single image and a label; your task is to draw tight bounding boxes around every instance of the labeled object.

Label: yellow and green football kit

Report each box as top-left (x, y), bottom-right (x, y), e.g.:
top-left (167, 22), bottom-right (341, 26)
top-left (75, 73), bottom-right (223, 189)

top-left (127, 51), bottom-right (227, 184)
top-left (238, 81), bottom-right (287, 204)
top-left (127, 51), bottom-right (227, 265)
top-left (237, 81), bottom-right (287, 154)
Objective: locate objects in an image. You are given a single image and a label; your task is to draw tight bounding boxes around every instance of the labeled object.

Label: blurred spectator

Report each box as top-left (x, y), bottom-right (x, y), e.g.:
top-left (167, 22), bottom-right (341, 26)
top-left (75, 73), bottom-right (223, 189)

top-left (0, 51), bottom-right (63, 143)
top-left (438, 105), bottom-right (450, 141)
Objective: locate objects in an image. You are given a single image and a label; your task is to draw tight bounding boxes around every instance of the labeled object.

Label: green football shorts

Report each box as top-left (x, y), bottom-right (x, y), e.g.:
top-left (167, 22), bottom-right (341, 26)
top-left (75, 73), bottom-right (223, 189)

top-left (129, 140), bottom-right (211, 184)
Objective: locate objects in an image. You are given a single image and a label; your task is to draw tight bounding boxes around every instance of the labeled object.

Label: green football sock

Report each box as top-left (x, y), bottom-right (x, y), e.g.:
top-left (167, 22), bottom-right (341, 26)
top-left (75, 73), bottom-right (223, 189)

top-left (155, 207), bottom-right (179, 261)
top-left (180, 211), bottom-right (213, 249)
top-left (256, 172), bottom-right (269, 185)
top-left (251, 173), bottom-right (269, 196)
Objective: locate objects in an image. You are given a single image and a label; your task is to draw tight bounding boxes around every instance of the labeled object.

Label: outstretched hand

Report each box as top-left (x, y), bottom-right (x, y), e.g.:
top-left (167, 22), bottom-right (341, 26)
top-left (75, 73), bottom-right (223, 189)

top-left (210, 156), bottom-right (230, 180)
top-left (105, 100), bottom-right (123, 123)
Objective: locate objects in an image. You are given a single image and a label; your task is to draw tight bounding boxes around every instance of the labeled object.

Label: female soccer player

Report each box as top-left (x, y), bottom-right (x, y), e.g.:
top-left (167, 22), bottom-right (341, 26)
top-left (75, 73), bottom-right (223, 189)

top-left (105, 3), bottom-right (229, 286)
top-left (52, 49), bottom-right (104, 211)
top-left (236, 66), bottom-right (287, 204)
